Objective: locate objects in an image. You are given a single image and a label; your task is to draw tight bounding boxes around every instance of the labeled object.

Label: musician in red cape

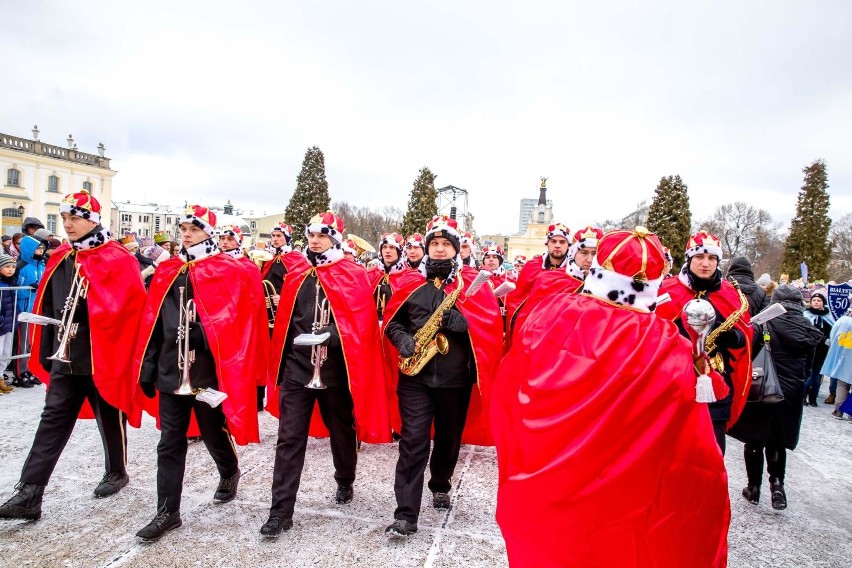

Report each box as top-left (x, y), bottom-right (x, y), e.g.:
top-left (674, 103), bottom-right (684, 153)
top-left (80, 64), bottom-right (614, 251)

top-left (133, 205), bottom-right (262, 542)
top-left (656, 230), bottom-right (751, 454)
top-left (260, 211), bottom-right (390, 538)
top-left (0, 190), bottom-right (145, 522)
top-left (492, 227), bottom-right (730, 568)
top-left (505, 222), bottom-right (572, 325)
top-left (370, 232), bottom-right (422, 323)
top-left (459, 231), bottom-right (477, 268)
top-left (382, 215), bottom-right (501, 538)
top-left (260, 222), bottom-right (293, 301)
top-left (404, 232), bottom-right (426, 270)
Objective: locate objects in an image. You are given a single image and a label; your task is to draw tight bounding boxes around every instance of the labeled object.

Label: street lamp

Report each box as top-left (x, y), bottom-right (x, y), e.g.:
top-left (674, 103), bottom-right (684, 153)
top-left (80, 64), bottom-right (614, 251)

top-left (17, 205), bottom-right (24, 216)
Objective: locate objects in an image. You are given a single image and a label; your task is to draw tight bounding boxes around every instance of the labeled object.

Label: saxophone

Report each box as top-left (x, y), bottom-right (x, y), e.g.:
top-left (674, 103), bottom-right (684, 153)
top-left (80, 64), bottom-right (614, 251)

top-left (399, 269), bottom-right (464, 376)
top-left (703, 278), bottom-right (749, 372)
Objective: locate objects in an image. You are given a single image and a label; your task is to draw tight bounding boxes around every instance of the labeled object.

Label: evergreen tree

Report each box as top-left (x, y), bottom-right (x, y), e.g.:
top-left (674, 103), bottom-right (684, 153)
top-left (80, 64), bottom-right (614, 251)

top-left (646, 175), bottom-right (692, 263)
top-left (399, 167), bottom-right (438, 237)
top-left (284, 146), bottom-right (331, 237)
top-left (782, 160), bottom-right (831, 280)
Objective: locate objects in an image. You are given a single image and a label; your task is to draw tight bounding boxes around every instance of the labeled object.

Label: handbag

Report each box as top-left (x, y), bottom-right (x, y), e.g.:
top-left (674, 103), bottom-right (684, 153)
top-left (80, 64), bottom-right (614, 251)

top-left (748, 331), bottom-right (784, 404)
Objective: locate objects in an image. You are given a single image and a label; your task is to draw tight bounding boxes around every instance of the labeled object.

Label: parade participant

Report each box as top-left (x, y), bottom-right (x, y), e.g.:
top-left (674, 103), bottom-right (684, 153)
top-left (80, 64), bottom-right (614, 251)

top-left (492, 227), bottom-right (729, 567)
top-left (0, 190), bottom-right (146, 521)
top-left (459, 231), bottom-right (477, 268)
top-left (481, 244), bottom-right (504, 277)
top-left (370, 232), bottom-right (420, 323)
top-left (656, 230), bottom-right (751, 454)
top-left (133, 205), bottom-right (262, 542)
top-left (260, 223), bottom-right (293, 306)
top-left (404, 233), bottom-right (425, 270)
top-left (566, 225), bottom-right (603, 280)
top-left (513, 255), bottom-right (526, 271)
top-left (342, 238), bottom-right (359, 263)
top-left (154, 231), bottom-right (173, 256)
top-left (383, 215), bottom-right (501, 537)
top-left (261, 211), bottom-right (390, 538)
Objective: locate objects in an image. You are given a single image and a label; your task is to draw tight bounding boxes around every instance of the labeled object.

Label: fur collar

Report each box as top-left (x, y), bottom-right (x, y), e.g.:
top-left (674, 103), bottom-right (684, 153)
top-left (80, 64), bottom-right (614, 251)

top-left (70, 225), bottom-right (111, 252)
top-left (178, 237), bottom-right (220, 263)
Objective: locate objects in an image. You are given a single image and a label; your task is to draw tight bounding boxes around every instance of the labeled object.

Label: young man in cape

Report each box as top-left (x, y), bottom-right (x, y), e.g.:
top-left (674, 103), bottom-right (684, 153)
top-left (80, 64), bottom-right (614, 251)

top-left (133, 205), bottom-right (262, 542)
top-left (404, 233), bottom-right (425, 270)
top-left (492, 227), bottom-right (730, 568)
top-left (260, 211), bottom-right (391, 538)
top-left (459, 231), bottom-right (477, 268)
top-left (0, 190), bottom-right (146, 521)
top-left (656, 230), bottom-right (752, 454)
top-left (260, 222), bottom-right (293, 302)
top-left (369, 232), bottom-right (421, 323)
top-left (382, 215), bottom-right (501, 537)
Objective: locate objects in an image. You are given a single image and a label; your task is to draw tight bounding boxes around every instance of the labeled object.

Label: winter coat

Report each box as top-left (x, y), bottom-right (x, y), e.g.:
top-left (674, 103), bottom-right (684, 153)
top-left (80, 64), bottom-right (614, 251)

top-left (726, 257), bottom-right (770, 318)
top-left (803, 306), bottom-right (834, 369)
top-left (729, 285), bottom-right (822, 449)
top-left (16, 236), bottom-right (45, 314)
top-left (821, 315), bottom-right (852, 383)
top-left (0, 276), bottom-right (16, 335)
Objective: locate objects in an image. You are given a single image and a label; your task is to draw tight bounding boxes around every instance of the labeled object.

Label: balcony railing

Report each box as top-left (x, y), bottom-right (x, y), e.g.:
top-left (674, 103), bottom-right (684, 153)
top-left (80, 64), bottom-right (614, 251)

top-left (0, 133), bottom-right (111, 170)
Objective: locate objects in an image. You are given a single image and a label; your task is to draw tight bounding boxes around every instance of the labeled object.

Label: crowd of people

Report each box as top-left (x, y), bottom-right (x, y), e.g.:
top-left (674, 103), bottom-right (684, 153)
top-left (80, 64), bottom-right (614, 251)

top-left (0, 189), bottom-right (847, 567)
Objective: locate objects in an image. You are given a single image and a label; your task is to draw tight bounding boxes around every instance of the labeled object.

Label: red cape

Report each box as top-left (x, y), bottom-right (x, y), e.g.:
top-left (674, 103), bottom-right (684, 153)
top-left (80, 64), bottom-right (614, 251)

top-left (30, 242), bottom-right (146, 427)
top-left (505, 269), bottom-right (583, 352)
top-left (238, 255), bottom-right (271, 385)
top-left (265, 253), bottom-right (391, 444)
top-left (382, 265), bottom-right (503, 445)
top-left (492, 294), bottom-right (729, 567)
top-left (656, 277), bottom-right (752, 429)
top-left (132, 254), bottom-right (261, 446)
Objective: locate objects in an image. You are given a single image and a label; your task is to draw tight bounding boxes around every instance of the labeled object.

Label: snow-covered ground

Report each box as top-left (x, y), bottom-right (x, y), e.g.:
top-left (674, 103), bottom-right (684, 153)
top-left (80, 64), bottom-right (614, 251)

top-left (0, 384), bottom-right (850, 567)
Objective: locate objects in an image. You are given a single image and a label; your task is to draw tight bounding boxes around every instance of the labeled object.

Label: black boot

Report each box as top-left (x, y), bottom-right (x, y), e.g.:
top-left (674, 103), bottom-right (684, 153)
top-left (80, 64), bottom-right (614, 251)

top-left (769, 478), bottom-right (787, 510)
top-left (335, 483), bottom-right (353, 504)
top-left (0, 483), bottom-right (45, 520)
top-left (213, 470), bottom-right (240, 504)
top-left (742, 485), bottom-right (760, 504)
top-left (136, 506), bottom-right (182, 542)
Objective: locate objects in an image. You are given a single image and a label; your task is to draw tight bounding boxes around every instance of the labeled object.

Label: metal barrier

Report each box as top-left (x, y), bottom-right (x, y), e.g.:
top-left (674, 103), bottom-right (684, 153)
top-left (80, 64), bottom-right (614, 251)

top-left (2, 285), bottom-right (37, 361)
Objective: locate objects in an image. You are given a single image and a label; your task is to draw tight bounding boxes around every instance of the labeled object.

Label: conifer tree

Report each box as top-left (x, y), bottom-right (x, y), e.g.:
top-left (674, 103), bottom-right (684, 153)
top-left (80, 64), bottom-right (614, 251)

top-left (646, 175), bottom-right (692, 263)
top-left (284, 146), bottom-right (331, 237)
top-left (782, 160), bottom-right (831, 280)
top-left (399, 167), bottom-right (438, 237)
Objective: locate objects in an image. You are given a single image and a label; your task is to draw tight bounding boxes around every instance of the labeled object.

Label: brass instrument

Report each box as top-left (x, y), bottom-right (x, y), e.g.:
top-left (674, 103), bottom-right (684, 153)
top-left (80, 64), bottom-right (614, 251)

top-left (48, 264), bottom-right (89, 363)
top-left (399, 269), bottom-right (464, 376)
top-left (307, 280), bottom-right (331, 389)
top-left (347, 234), bottom-right (376, 259)
top-left (262, 280), bottom-right (278, 328)
top-left (248, 248), bottom-right (273, 269)
top-left (703, 278), bottom-right (749, 372)
top-left (174, 286), bottom-right (197, 395)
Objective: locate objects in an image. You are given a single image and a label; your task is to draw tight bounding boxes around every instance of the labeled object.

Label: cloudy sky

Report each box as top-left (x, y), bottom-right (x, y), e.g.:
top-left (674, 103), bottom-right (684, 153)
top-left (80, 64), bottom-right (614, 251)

top-left (2, 1), bottom-right (850, 234)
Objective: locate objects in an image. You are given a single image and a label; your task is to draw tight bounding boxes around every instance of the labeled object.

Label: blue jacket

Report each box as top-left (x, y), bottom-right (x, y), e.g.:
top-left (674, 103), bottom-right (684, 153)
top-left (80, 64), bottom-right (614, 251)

top-left (0, 278), bottom-right (15, 334)
top-left (821, 315), bottom-right (852, 383)
top-left (16, 236), bottom-right (45, 314)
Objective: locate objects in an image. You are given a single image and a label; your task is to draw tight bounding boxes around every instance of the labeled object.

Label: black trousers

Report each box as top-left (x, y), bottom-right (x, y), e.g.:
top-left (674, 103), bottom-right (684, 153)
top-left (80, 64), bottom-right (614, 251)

top-left (269, 383), bottom-right (357, 519)
top-left (21, 373), bottom-right (127, 486)
top-left (744, 443), bottom-right (787, 484)
top-left (393, 379), bottom-right (473, 523)
top-left (712, 420), bottom-right (727, 456)
top-left (156, 392), bottom-right (238, 513)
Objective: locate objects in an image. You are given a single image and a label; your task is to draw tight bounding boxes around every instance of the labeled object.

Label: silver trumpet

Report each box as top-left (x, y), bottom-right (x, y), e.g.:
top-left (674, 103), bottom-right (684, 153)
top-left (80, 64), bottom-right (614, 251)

top-left (294, 280), bottom-right (331, 390)
top-left (48, 264), bottom-right (89, 363)
top-left (174, 286), bottom-right (197, 395)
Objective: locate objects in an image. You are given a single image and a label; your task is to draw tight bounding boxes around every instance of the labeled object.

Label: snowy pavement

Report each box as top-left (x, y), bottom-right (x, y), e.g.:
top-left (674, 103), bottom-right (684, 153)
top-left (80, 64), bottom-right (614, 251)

top-left (0, 384), bottom-right (850, 567)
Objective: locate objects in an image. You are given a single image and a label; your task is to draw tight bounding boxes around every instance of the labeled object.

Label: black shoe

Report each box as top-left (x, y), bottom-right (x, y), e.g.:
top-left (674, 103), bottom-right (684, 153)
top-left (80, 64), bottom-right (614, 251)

top-left (433, 491), bottom-right (451, 509)
top-left (335, 483), bottom-right (353, 504)
top-left (213, 471), bottom-right (240, 503)
top-left (93, 470), bottom-right (129, 498)
top-left (136, 507), bottom-right (182, 542)
top-left (809, 401), bottom-right (818, 407)
top-left (14, 376), bottom-right (34, 388)
top-left (30, 377), bottom-right (42, 385)
top-left (385, 519), bottom-right (418, 537)
top-left (0, 483), bottom-right (44, 520)
top-left (742, 485), bottom-right (760, 504)
top-left (259, 516), bottom-right (293, 538)
top-left (770, 478), bottom-right (787, 510)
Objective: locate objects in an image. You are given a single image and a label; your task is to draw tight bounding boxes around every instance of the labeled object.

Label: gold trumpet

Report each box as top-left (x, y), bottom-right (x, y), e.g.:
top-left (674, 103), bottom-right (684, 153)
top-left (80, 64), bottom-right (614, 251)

top-left (347, 234), bottom-right (376, 259)
top-left (248, 248), bottom-right (274, 269)
top-left (262, 280), bottom-right (277, 328)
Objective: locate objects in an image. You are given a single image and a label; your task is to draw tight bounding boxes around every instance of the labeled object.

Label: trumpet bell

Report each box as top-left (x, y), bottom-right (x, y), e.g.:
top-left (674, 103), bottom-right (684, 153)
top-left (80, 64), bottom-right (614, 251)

top-left (347, 234), bottom-right (376, 257)
top-left (248, 249), bottom-right (274, 268)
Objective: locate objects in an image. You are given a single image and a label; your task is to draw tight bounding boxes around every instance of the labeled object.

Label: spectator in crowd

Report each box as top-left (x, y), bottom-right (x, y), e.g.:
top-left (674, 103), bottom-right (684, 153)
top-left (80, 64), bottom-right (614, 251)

top-left (727, 257), bottom-right (770, 318)
top-left (13, 236), bottom-right (46, 388)
top-left (821, 309), bottom-right (852, 419)
top-left (21, 217), bottom-right (44, 237)
top-left (757, 273), bottom-right (771, 290)
top-left (803, 290), bottom-right (835, 406)
top-left (729, 285), bottom-right (822, 510)
top-left (8, 234), bottom-right (23, 260)
top-left (0, 254), bottom-right (17, 394)
top-left (1, 236), bottom-right (10, 255)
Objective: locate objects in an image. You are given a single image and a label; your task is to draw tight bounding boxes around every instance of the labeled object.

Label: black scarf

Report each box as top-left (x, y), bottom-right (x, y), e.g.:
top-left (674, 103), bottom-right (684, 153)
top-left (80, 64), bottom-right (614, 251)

top-left (679, 263), bottom-right (722, 293)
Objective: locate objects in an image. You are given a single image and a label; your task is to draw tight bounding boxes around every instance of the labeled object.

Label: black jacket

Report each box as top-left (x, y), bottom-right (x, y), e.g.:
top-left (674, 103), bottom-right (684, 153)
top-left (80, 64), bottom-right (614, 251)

top-left (39, 254), bottom-right (93, 376)
top-left (385, 281), bottom-right (474, 388)
top-left (726, 257), bottom-right (770, 318)
top-left (729, 286), bottom-right (822, 449)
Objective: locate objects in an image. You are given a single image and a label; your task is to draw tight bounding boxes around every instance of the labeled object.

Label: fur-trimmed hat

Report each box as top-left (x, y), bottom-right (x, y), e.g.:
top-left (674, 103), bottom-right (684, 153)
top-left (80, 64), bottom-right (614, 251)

top-left (481, 244), bottom-right (504, 265)
top-left (513, 255), bottom-right (527, 265)
top-left (271, 222), bottom-right (293, 244)
top-left (545, 222), bottom-right (573, 244)
top-left (405, 233), bottom-right (426, 250)
top-left (342, 238), bottom-right (357, 256)
top-left (460, 231), bottom-right (474, 247)
top-left (685, 230), bottom-right (723, 262)
top-left (379, 232), bottom-right (405, 253)
top-left (181, 205), bottom-right (217, 237)
top-left (424, 215), bottom-right (461, 254)
top-left (568, 225), bottom-right (603, 261)
top-left (218, 224), bottom-right (243, 245)
top-left (583, 226), bottom-right (667, 312)
top-left (60, 189), bottom-right (101, 223)
top-left (305, 211), bottom-right (344, 245)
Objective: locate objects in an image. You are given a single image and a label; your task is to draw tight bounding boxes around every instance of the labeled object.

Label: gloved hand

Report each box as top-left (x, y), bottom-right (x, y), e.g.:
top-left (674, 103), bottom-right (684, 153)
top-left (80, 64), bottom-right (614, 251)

top-left (141, 265), bottom-right (156, 280)
top-left (317, 323), bottom-right (340, 348)
top-left (397, 333), bottom-right (416, 358)
top-left (714, 328), bottom-right (743, 349)
top-left (188, 322), bottom-right (208, 351)
top-left (140, 381), bottom-right (156, 399)
top-left (441, 308), bottom-right (468, 333)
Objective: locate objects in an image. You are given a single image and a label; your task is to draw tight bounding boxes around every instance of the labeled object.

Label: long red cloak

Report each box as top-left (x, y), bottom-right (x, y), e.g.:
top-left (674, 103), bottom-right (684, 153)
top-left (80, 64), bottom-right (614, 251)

top-left (492, 293), bottom-right (729, 568)
top-left (656, 277), bottom-right (752, 428)
top-left (132, 254), bottom-right (261, 446)
top-left (237, 255), bottom-right (271, 386)
top-left (381, 265), bottom-right (503, 445)
top-left (265, 253), bottom-right (391, 444)
top-left (504, 269), bottom-right (583, 352)
top-left (30, 241), bottom-right (146, 427)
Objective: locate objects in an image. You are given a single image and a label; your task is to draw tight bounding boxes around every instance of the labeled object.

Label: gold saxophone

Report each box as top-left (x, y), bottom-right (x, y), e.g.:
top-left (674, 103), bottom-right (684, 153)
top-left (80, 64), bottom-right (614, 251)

top-left (398, 270), bottom-right (464, 376)
top-left (703, 278), bottom-right (749, 372)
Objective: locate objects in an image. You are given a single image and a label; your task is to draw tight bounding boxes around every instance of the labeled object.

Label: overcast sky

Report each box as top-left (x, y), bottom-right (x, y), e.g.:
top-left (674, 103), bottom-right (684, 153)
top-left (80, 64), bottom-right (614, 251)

top-left (2, 1), bottom-right (850, 235)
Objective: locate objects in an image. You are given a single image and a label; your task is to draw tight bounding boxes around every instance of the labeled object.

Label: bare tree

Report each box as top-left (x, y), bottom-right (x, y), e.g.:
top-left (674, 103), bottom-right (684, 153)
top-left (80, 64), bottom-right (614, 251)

top-left (701, 202), bottom-right (774, 261)
top-left (829, 213), bottom-right (852, 282)
top-left (332, 201), bottom-right (403, 252)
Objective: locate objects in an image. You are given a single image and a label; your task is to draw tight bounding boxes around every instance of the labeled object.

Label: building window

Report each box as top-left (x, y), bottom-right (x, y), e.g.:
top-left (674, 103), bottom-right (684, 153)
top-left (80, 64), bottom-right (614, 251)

top-left (47, 214), bottom-right (58, 234)
top-left (7, 168), bottom-right (20, 187)
top-left (538, 211), bottom-right (545, 223)
top-left (155, 217), bottom-right (161, 231)
top-left (82, 181), bottom-right (93, 191)
top-left (121, 214), bottom-right (132, 223)
top-left (143, 215), bottom-right (150, 223)
top-left (48, 175), bottom-right (60, 192)
top-left (1, 207), bottom-right (23, 219)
